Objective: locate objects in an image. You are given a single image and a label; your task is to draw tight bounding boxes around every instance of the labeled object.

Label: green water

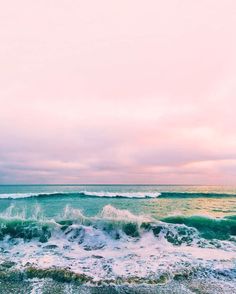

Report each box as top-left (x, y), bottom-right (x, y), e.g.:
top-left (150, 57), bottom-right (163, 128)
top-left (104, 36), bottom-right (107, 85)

top-left (0, 185), bottom-right (235, 220)
top-left (0, 185), bottom-right (235, 293)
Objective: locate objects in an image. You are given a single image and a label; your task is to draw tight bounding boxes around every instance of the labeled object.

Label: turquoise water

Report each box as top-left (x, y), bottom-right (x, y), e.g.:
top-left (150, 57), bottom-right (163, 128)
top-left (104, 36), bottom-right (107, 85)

top-left (0, 185), bottom-right (235, 293)
top-left (0, 184), bottom-right (236, 219)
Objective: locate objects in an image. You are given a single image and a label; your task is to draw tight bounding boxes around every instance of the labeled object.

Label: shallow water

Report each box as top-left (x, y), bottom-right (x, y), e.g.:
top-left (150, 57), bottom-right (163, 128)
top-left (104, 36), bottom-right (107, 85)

top-left (0, 185), bottom-right (235, 293)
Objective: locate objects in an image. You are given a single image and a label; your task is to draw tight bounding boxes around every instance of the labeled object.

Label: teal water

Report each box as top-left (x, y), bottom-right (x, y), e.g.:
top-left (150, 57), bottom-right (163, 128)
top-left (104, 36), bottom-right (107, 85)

top-left (0, 184), bottom-right (236, 219)
top-left (0, 185), bottom-right (236, 293)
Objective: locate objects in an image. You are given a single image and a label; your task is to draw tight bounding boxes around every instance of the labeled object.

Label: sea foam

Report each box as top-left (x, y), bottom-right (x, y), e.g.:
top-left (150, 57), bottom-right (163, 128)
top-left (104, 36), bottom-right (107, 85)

top-left (0, 191), bottom-right (161, 199)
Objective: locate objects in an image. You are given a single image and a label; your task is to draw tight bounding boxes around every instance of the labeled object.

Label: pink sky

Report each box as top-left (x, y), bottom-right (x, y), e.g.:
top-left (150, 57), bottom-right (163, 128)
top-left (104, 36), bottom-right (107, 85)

top-left (0, 1), bottom-right (236, 184)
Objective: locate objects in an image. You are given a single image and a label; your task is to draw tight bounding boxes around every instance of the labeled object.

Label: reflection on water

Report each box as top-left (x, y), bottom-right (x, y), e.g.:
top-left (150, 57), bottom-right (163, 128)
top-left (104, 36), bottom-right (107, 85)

top-left (143, 197), bottom-right (236, 219)
top-left (0, 184), bottom-right (235, 220)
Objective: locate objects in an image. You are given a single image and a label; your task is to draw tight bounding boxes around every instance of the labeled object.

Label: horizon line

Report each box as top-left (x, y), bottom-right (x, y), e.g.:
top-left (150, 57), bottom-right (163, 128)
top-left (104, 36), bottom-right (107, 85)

top-left (0, 183), bottom-right (231, 186)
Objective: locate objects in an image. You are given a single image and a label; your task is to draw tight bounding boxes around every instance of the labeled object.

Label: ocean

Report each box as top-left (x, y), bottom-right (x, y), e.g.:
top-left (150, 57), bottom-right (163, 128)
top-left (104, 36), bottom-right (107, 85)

top-left (0, 185), bottom-right (235, 293)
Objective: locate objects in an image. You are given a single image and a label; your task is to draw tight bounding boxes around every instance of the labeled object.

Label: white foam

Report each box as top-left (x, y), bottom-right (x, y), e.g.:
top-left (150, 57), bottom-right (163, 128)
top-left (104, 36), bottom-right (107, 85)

top-left (100, 204), bottom-right (153, 222)
top-left (3, 228), bottom-right (236, 282)
top-left (0, 203), bottom-right (46, 221)
top-left (81, 191), bottom-right (161, 198)
top-left (0, 204), bottom-right (27, 219)
top-left (0, 204), bottom-right (235, 283)
top-left (62, 205), bottom-right (85, 220)
top-left (0, 191), bottom-right (62, 199)
top-left (0, 191), bottom-right (161, 199)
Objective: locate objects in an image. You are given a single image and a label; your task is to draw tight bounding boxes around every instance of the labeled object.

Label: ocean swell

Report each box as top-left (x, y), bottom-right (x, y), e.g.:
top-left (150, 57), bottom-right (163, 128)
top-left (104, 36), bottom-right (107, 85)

top-left (0, 204), bottom-right (235, 245)
top-left (1, 190), bottom-right (236, 200)
top-left (0, 191), bottom-right (161, 199)
top-left (0, 204), bottom-right (235, 290)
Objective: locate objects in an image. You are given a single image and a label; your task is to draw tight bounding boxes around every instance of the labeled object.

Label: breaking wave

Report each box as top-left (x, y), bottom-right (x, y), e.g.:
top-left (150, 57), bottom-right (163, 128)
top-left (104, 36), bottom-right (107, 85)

top-left (162, 215), bottom-right (236, 241)
top-left (0, 204), bottom-right (235, 289)
top-left (1, 191), bottom-right (236, 200)
top-left (0, 191), bottom-right (161, 199)
top-left (0, 204), bottom-right (235, 245)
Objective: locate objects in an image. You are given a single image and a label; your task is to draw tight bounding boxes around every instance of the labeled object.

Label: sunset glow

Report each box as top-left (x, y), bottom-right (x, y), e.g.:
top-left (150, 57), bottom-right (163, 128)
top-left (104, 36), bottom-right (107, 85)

top-left (1, 0), bottom-right (236, 184)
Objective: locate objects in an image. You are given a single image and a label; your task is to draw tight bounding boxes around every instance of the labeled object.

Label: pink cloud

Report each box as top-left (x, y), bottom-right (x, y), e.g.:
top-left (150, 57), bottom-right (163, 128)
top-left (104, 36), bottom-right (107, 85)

top-left (0, 1), bottom-right (236, 184)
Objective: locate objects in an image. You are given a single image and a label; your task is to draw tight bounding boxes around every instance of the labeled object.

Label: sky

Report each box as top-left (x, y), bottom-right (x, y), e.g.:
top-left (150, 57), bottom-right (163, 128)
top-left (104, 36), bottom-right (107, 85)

top-left (0, 0), bottom-right (236, 184)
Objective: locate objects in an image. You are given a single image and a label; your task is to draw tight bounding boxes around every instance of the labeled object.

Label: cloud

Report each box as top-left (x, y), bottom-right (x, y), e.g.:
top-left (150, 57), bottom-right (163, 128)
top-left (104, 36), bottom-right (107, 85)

top-left (0, 1), bottom-right (236, 184)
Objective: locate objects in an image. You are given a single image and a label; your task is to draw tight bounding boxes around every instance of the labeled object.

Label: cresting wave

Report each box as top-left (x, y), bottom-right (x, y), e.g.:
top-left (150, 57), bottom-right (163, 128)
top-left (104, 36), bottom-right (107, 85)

top-left (0, 191), bottom-right (236, 199)
top-left (0, 191), bottom-right (63, 199)
top-left (0, 204), bottom-right (236, 291)
top-left (81, 191), bottom-right (161, 198)
top-left (0, 191), bottom-right (161, 199)
top-left (0, 204), bottom-right (235, 244)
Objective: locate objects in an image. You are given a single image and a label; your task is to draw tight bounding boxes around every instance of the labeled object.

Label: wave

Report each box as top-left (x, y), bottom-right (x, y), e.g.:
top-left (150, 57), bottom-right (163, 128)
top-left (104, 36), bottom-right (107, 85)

top-left (0, 215), bottom-right (199, 245)
top-left (0, 204), bottom-right (235, 288)
top-left (0, 204), bottom-right (235, 247)
top-left (162, 215), bottom-right (236, 241)
top-left (1, 190), bottom-right (236, 200)
top-left (0, 192), bottom-right (63, 199)
top-left (0, 191), bottom-right (161, 199)
top-left (81, 191), bottom-right (161, 198)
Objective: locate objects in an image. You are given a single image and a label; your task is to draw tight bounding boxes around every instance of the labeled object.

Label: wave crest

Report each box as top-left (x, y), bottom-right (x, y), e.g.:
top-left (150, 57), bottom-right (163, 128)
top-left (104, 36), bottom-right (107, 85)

top-left (1, 190), bottom-right (235, 200)
top-left (0, 204), bottom-right (235, 248)
top-left (0, 191), bottom-right (161, 199)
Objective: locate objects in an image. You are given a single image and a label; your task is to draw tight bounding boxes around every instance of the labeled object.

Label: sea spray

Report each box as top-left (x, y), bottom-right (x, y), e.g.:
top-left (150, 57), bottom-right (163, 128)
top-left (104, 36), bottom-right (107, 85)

top-left (0, 184), bottom-right (235, 292)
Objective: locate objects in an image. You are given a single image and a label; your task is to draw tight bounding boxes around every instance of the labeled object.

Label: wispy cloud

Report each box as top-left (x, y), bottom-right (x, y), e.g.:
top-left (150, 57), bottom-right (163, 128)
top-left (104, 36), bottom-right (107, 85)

top-left (0, 1), bottom-right (236, 184)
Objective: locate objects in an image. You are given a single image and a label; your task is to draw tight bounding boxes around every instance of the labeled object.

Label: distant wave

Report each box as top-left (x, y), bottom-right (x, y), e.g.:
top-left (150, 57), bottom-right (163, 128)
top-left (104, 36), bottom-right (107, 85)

top-left (0, 191), bottom-right (236, 200)
top-left (80, 191), bottom-right (161, 198)
top-left (0, 192), bottom-right (63, 199)
top-left (0, 191), bottom-right (161, 199)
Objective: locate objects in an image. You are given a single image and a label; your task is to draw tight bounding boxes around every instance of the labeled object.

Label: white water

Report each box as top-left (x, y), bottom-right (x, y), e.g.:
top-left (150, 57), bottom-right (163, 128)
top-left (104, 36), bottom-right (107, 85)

top-left (0, 191), bottom-right (161, 199)
top-left (0, 205), bottom-right (235, 284)
top-left (0, 192), bottom-right (62, 199)
top-left (2, 224), bottom-right (235, 283)
top-left (81, 191), bottom-right (161, 198)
